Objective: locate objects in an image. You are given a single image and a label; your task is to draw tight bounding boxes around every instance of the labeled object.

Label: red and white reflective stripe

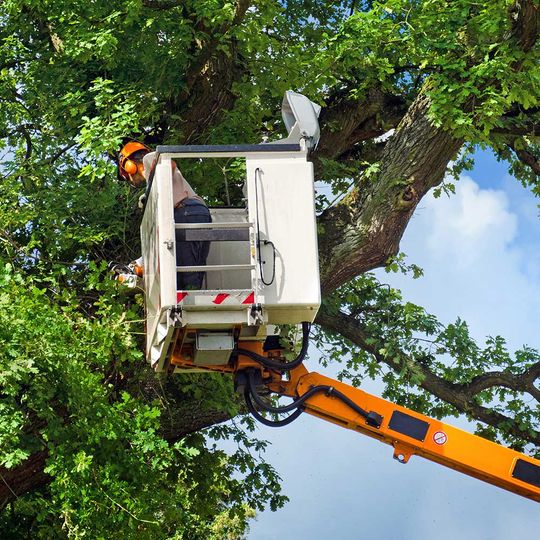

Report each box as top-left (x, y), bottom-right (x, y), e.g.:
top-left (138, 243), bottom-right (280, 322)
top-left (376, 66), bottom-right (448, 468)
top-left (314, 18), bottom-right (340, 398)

top-left (177, 291), bottom-right (189, 303)
top-left (175, 291), bottom-right (255, 305)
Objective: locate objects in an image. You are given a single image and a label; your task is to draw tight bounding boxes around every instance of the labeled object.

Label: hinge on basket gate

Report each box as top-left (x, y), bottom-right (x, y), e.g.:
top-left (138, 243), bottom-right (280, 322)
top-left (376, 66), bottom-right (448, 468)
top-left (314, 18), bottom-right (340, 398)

top-left (167, 306), bottom-right (183, 328)
top-left (248, 303), bottom-right (264, 326)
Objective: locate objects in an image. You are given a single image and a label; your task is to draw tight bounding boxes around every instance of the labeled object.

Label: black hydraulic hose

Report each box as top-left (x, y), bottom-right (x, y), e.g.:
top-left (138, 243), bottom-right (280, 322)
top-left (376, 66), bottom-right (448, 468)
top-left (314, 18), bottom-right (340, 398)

top-left (244, 388), bottom-right (304, 427)
top-left (237, 322), bottom-right (311, 371)
top-left (246, 370), bottom-right (304, 413)
top-left (245, 370), bottom-right (381, 427)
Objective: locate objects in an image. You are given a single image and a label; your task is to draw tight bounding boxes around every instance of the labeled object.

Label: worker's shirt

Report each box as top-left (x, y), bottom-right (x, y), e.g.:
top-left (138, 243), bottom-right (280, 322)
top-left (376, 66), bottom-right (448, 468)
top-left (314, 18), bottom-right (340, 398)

top-left (143, 151), bottom-right (205, 207)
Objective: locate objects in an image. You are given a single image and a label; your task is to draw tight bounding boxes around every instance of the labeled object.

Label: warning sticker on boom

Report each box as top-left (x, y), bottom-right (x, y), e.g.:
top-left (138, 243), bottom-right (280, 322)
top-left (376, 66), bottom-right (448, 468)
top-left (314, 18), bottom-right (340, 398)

top-left (433, 431), bottom-right (448, 446)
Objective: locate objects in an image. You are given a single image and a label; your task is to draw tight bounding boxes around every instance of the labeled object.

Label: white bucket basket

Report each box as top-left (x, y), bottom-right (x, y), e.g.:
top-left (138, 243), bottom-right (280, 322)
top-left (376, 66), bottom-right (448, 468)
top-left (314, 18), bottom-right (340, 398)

top-left (140, 92), bottom-right (322, 370)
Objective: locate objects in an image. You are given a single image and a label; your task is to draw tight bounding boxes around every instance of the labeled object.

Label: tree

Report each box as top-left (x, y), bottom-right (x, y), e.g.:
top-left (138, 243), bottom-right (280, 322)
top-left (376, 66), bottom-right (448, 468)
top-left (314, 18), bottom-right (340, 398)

top-left (0, 0), bottom-right (539, 537)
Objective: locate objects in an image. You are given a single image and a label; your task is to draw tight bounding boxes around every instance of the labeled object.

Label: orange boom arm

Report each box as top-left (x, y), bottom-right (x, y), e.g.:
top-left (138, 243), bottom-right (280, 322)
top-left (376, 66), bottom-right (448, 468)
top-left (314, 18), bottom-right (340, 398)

top-left (240, 363), bottom-right (540, 503)
top-left (172, 329), bottom-right (540, 502)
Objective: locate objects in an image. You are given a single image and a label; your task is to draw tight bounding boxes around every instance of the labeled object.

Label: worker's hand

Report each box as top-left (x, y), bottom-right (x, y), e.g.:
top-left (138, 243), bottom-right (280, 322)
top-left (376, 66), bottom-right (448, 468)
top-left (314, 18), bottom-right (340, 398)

top-left (129, 260), bottom-right (144, 277)
top-left (138, 193), bottom-right (147, 209)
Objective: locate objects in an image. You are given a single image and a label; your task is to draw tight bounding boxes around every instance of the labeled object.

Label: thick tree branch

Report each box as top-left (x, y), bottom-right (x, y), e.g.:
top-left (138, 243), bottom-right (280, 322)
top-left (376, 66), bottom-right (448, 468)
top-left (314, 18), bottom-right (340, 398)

top-left (509, 0), bottom-right (540, 53)
top-left (462, 366), bottom-right (540, 405)
top-left (183, 0), bottom-right (250, 89)
top-left (178, 46), bottom-right (246, 143)
top-left (316, 307), bottom-right (540, 447)
top-left (493, 107), bottom-right (540, 137)
top-left (492, 124), bottom-right (540, 137)
top-left (317, 91), bottom-right (462, 294)
top-left (156, 2), bottom-right (251, 143)
top-left (139, 374), bottom-right (238, 441)
top-left (316, 87), bottom-right (406, 163)
top-left (314, 0), bottom-right (539, 295)
top-left (508, 141), bottom-right (540, 175)
top-left (0, 451), bottom-right (49, 510)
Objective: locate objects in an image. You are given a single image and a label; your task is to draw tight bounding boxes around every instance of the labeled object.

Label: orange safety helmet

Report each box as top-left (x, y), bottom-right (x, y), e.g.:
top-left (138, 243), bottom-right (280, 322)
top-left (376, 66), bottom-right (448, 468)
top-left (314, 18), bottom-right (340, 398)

top-left (118, 140), bottom-right (152, 184)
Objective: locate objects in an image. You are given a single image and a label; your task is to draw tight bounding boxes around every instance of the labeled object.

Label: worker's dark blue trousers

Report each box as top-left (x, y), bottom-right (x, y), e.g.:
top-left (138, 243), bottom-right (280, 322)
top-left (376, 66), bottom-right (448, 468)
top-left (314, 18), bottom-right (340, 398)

top-left (174, 199), bottom-right (211, 290)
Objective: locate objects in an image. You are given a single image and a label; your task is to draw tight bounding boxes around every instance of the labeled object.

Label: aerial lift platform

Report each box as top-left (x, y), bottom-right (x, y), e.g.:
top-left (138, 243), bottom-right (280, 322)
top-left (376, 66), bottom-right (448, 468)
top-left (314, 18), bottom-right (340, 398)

top-left (134, 91), bottom-right (540, 504)
top-left (141, 91), bottom-right (321, 373)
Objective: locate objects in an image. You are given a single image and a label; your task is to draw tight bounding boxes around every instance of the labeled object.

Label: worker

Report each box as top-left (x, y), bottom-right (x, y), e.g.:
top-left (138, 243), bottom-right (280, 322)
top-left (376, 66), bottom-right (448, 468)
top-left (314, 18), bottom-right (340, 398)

top-left (118, 141), bottom-right (211, 290)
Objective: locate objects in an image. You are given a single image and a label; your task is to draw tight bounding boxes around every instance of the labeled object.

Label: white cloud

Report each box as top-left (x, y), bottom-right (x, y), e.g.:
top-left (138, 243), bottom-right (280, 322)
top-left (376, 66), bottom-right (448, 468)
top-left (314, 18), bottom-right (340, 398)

top-left (423, 176), bottom-right (517, 267)
top-left (384, 175), bottom-right (540, 349)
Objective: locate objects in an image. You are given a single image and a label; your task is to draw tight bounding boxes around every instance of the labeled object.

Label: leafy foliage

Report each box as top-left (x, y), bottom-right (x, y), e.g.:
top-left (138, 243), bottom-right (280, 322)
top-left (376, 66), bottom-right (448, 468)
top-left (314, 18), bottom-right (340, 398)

top-left (0, 262), bottom-right (285, 537)
top-left (0, 0), bottom-right (539, 536)
top-left (317, 272), bottom-right (540, 452)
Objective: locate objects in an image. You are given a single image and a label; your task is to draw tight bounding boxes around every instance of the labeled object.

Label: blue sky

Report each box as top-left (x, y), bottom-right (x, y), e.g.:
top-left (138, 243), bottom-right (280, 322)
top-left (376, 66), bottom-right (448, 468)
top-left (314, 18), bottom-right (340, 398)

top-left (246, 149), bottom-right (540, 539)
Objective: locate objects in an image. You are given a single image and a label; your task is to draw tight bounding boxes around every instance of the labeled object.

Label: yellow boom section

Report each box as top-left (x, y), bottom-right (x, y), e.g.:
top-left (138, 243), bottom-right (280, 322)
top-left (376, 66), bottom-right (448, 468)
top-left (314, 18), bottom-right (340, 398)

top-left (274, 365), bottom-right (540, 503)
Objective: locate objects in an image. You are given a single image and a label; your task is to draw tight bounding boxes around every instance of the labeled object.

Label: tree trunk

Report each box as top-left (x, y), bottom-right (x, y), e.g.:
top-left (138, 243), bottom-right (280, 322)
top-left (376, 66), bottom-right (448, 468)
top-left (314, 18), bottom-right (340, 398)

top-left (317, 91), bottom-right (463, 294)
top-left (0, 452), bottom-right (49, 510)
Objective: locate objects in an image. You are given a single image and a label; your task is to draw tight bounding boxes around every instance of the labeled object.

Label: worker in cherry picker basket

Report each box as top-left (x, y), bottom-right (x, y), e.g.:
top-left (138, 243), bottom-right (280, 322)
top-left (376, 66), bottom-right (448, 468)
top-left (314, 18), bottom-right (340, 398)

top-left (117, 140), bottom-right (211, 290)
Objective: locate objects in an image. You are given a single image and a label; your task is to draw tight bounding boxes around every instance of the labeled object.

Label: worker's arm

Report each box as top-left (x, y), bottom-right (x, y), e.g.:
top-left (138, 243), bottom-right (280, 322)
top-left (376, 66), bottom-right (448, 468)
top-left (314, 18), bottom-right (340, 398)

top-left (239, 363), bottom-right (540, 503)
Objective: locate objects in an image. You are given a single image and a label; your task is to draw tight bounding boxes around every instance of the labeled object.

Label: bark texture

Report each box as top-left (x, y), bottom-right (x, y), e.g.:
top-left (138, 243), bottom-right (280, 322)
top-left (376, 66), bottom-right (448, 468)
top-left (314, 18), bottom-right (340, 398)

top-left (317, 92), bottom-right (462, 294)
top-left (0, 452), bottom-right (49, 509)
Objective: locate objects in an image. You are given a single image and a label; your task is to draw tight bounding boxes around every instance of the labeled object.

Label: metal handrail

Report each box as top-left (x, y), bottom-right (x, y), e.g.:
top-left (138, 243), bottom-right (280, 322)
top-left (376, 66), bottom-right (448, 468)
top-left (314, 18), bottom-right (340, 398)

top-left (175, 222), bottom-right (251, 229)
top-left (177, 264), bottom-right (255, 272)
